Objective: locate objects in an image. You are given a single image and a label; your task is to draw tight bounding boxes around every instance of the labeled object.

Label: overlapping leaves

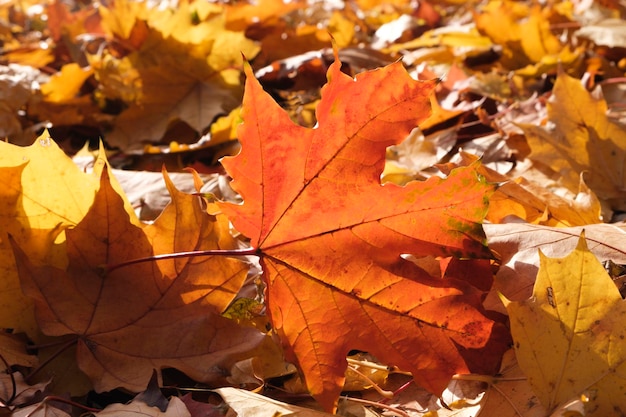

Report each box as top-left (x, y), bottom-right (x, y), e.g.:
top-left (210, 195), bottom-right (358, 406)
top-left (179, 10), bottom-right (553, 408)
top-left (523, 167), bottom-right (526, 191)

top-left (6, 135), bottom-right (263, 391)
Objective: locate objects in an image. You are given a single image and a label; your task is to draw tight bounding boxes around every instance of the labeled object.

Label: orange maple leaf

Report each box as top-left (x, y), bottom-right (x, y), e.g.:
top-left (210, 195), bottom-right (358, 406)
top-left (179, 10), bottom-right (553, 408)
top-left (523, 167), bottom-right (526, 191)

top-left (219, 51), bottom-right (510, 411)
top-left (13, 168), bottom-right (264, 392)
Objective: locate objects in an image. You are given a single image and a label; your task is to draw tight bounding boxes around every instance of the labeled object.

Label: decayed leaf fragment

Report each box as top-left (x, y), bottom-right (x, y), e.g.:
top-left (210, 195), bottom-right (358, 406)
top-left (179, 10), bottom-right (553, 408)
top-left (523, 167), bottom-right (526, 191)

top-left (220, 51), bottom-right (510, 411)
top-left (505, 234), bottom-right (626, 415)
top-left (13, 166), bottom-right (263, 392)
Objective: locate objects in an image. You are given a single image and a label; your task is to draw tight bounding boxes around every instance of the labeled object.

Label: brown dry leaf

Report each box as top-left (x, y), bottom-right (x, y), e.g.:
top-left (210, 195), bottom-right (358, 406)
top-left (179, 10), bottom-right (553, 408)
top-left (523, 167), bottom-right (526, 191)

top-left (505, 235), bottom-right (626, 415)
top-left (95, 396), bottom-right (191, 417)
top-left (0, 372), bottom-right (49, 408)
top-left (0, 332), bottom-right (37, 368)
top-left (521, 70), bottom-right (626, 211)
top-left (215, 387), bottom-right (334, 417)
top-left (46, 0), bottom-right (100, 43)
top-left (252, 10), bottom-right (355, 65)
top-left (13, 167), bottom-right (264, 392)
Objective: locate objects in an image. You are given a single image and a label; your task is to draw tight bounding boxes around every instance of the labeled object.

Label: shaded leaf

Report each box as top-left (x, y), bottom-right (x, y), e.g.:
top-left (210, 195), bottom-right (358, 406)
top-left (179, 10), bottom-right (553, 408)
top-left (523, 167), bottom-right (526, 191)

top-left (0, 133), bottom-right (102, 338)
top-left (134, 371), bottom-right (168, 412)
top-left (220, 51), bottom-right (510, 411)
top-left (13, 167), bottom-right (263, 392)
top-left (0, 63), bottom-right (41, 140)
top-left (179, 394), bottom-right (225, 417)
top-left (0, 332), bottom-right (37, 368)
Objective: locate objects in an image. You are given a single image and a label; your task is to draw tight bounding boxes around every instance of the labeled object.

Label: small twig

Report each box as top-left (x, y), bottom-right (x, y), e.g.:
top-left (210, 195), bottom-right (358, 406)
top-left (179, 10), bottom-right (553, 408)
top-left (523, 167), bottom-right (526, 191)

top-left (24, 396), bottom-right (101, 417)
top-left (25, 338), bottom-right (78, 383)
top-left (347, 365), bottom-right (394, 399)
top-left (346, 359), bottom-right (411, 376)
top-left (27, 338), bottom-right (78, 352)
top-left (452, 373), bottom-right (527, 383)
top-left (487, 384), bottom-right (524, 417)
top-left (105, 248), bottom-right (259, 274)
top-left (346, 358), bottom-right (391, 372)
top-left (340, 396), bottom-right (412, 417)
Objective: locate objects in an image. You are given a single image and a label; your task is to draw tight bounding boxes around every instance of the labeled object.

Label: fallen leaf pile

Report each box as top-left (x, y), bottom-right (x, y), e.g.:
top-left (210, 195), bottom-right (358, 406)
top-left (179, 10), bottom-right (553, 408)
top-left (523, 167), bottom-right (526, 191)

top-left (1, 0), bottom-right (626, 416)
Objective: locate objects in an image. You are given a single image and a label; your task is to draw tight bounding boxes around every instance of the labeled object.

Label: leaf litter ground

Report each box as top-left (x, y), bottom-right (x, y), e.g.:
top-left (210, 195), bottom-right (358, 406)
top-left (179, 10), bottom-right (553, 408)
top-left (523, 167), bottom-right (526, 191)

top-left (2, 0), bottom-right (626, 416)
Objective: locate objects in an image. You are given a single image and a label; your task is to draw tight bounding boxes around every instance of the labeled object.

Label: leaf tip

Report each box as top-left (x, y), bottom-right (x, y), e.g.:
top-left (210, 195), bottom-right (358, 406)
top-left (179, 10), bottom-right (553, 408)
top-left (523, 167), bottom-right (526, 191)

top-left (498, 291), bottom-right (511, 308)
top-left (576, 230), bottom-right (588, 252)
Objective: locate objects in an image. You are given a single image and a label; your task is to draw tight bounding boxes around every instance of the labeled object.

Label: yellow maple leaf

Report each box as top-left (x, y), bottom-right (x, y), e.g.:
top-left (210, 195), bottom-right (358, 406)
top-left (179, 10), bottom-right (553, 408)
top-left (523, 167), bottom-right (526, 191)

top-left (504, 233), bottom-right (626, 415)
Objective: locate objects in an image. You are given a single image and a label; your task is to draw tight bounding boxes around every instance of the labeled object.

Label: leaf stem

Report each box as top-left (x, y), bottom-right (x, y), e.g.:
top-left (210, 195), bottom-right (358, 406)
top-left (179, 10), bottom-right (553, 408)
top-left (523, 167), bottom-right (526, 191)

top-left (340, 396), bottom-right (412, 417)
top-left (25, 337), bottom-right (78, 383)
top-left (37, 396), bottom-right (101, 414)
top-left (104, 248), bottom-right (259, 274)
top-left (347, 365), bottom-right (394, 399)
top-left (451, 374), bottom-right (527, 383)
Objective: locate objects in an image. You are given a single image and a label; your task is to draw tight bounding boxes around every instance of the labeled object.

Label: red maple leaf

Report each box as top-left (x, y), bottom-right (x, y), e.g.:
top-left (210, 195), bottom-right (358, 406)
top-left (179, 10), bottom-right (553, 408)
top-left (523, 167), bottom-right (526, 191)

top-left (220, 50), bottom-right (510, 412)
